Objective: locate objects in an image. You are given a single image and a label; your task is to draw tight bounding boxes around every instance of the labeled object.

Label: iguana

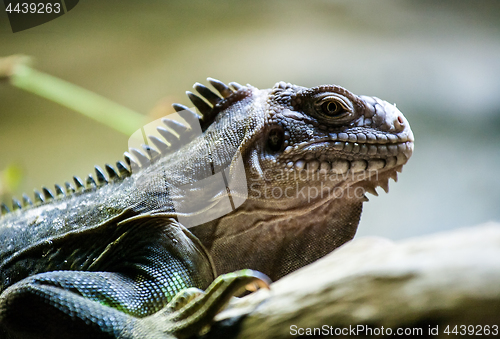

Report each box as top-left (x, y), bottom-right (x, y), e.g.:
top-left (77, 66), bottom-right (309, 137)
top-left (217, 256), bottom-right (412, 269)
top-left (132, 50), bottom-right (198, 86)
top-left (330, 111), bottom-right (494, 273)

top-left (0, 78), bottom-right (414, 338)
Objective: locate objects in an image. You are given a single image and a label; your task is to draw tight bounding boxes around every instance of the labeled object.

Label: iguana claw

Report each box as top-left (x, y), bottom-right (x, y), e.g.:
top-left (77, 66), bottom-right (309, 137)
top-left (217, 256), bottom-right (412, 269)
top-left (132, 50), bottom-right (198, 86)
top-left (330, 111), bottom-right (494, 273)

top-left (139, 270), bottom-right (270, 339)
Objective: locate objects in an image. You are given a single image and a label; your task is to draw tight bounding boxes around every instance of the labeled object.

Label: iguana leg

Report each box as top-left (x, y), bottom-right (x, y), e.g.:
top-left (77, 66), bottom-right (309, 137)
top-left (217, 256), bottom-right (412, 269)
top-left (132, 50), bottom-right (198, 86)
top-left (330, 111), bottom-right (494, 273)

top-left (0, 269), bottom-right (269, 339)
top-left (0, 270), bottom-right (184, 338)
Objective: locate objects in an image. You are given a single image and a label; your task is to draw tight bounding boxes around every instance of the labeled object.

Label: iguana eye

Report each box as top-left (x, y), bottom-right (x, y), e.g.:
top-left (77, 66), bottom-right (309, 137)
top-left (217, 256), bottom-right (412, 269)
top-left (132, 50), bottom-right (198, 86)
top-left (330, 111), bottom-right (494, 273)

top-left (312, 94), bottom-right (353, 122)
top-left (321, 100), bottom-right (346, 118)
top-left (267, 127), bottom-right (285, 153)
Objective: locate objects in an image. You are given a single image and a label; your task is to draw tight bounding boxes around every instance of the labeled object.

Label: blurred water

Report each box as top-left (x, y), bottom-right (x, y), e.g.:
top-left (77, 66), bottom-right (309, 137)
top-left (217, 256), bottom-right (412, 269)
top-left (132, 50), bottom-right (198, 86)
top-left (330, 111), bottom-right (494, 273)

top-left (0, 0), bottom-right (499, 239)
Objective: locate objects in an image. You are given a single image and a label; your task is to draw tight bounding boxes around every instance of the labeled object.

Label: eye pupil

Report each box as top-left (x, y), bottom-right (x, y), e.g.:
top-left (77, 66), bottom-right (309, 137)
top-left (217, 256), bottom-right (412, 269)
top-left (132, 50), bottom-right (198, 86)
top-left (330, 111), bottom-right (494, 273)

top-left (327, 102), bottom-right (337, 112)
top-left (322, 101), bottom-right (342, 116)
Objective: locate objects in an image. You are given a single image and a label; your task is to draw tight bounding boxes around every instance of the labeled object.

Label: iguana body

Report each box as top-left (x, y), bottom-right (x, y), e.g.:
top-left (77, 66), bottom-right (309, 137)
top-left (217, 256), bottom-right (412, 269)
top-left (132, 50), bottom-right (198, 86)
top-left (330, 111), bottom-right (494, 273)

top-left (0, 79), bottom-right (413, 338)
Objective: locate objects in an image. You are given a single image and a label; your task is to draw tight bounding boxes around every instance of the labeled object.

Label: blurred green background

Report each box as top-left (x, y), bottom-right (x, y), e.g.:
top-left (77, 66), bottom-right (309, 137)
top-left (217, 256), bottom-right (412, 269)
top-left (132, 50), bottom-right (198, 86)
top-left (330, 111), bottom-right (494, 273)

top-left (1, 0), bottom-right (499, 240)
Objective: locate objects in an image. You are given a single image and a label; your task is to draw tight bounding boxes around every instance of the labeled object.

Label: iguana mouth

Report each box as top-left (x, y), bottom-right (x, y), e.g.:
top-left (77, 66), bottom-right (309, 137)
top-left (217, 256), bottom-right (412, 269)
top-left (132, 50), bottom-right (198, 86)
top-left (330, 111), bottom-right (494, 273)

top-left (285, 136), bottom-right (413, 174)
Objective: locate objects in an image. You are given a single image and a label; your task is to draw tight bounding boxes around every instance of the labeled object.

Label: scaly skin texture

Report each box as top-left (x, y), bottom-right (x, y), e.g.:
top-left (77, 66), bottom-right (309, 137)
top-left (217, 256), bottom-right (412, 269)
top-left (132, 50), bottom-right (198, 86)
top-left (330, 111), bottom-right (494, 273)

top-left (0, 79), bottom-right (413, 338)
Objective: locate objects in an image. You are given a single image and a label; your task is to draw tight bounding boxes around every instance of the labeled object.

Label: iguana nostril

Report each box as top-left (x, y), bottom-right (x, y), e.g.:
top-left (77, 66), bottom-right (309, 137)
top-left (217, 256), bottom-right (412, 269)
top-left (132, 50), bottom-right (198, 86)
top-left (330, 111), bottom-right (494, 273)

top-left (395, 115), bottom-right (405, 132)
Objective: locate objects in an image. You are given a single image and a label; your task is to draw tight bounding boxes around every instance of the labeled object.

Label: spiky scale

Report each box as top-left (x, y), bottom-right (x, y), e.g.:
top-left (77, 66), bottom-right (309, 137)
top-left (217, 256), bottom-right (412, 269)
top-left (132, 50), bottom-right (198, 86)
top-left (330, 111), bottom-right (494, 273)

top-left (161, 118), bottom-right (189, 135)
top-left (194, 82), bottom-right (221, 106)
top-left (73, 176), bottom-right (84, 190)
top-left (55, 184), bottom-right (65, 197)
top-left (229, 81), bottom-right (243, 90)
top-left (94, 166), bottom-right (108, 185)
top-left (11, 198), bottom-right (22, 211)
top-left (129, 148), bottom-right (150, 167)
top-left (172, 103), bottom-right (201, 130)
top-left (1, 203), bottom-right (9, 215)
top-left (42, 187), bottom-right (54, 200)
top-left (86, 175), bottom-right (97, 188)
top-left (142, 145), bottom-right (161, 160)
top-left (148, 135), bottom-right (169, 153)
top-left (22, 193), bottom-right (33, 206)
top-left (186, 91), bottom-right (212, 116)
top-left (105, 164), bottom-right (119, 180)
top-left (123, 153), bottom-right (140, 174)
top-left (116, 161), bottom-right (130, 177)
top-left (65, 182), bottom-right (75, 194)
top-left (157, 127), bottom-right (180, 148)
top-left (380, 179), bottom-right (390, 193)
top-left (365, 186), bottom-right (378, 196)
top-left (34, 190), bottom-right (44, 204)
top-left (207, 77), bottom-right (233, 98)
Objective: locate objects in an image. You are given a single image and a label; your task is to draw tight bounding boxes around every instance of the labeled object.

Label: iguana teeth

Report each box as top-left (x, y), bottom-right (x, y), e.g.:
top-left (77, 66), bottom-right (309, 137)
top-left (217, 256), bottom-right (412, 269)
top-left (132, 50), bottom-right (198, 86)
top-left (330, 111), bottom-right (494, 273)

top-left (142, 145), bottom-right (160, 161)
top-left (194, 82), bottom-right (222, 106)
top-left (34, 190), bottom-right (44, 204)
top-left (361, 194), bottom-right (370, 202)
top-left (389, 171), bottom-right (398, 182)
top-left (207, 77), bottom-right (233, 98)
top-left (359, 144), bottom-right (368, 155)
top-left (186, 91), bottom-right (212, 115)
top-left (387, 144), bottom-right (398, 155)
top-left (368, 145), bottom-right (378, 155)
top-left (105, 164), bottom-right (119, 180)
top-left (0, 203), bottom-right (9, 215)
top-left (306, 160), bottom-right (319, 172)
top-left (129, 148), bottom-right (150, 167)
top-left (157, 127), bottom-right (180, 149)
top-left (73, 176), bottom-right (85, 190)
top-left (338, 133), bottom-right (348, 141)
top-left (365, 186), bottom-right (378, 196)
top-left (385, 156), bottom-right (397, 168)
top-left (343, 142), bottom-right (353, 153)
top-left (378, 145), bottom-right (388, 156)
top-left (367, 159), bottom-right (385, 172)
top-left (124, 152), bottom-right (140, 172)
top-left (331, 159), bottom-right (349, 174)
top-left (54, 184), bottom-right (65, 197)
top-left (116, 161), bottom-right (131, 177)
top-left (12, 198), bottom-right (22, 211)
top-left (294, 160), bottom-right (306, 171)
top-left (396, 153), bottom-right (407, 166)
top-left (86, 175), bottom-right (97, 188)
top-left (333, 141), bottom-right (344, 151)
top-left (42, 187), bottom-right (54, 200)
top-left (65, 182), bottom-right (75, 194)
top-left (319, 161), bottom-right (331, 173)
top-left (161, 118), bottom-right (188, 135)
top-left (229, 81), bottom-right (243, 91)
top-left (22, 193), bottom-right (33, 206)
top-left (350, 160), bottom-right (367, 173)
top-left (147, 135), bottom-right (169, 153)
top-left (94, 166), bottom-right (108, 185)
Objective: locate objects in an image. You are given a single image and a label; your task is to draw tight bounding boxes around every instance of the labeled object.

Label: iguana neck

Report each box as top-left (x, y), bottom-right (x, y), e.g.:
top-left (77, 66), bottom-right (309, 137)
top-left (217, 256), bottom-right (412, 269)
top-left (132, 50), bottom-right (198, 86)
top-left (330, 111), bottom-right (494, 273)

top-left (190, 193), bottom-right (363, 281)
